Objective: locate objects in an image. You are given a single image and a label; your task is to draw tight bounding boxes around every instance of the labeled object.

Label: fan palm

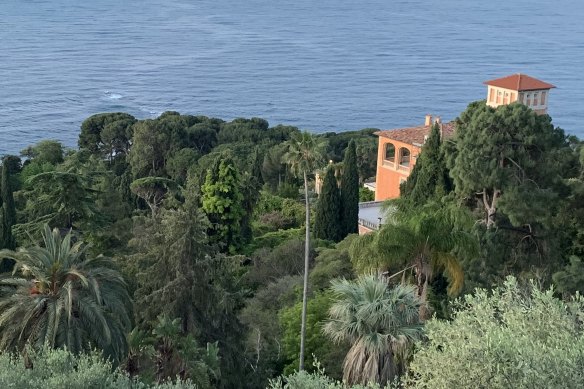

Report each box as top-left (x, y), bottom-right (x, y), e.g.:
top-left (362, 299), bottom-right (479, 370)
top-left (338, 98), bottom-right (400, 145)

top-left (350, 203), bottom-right (477, 319)
top-left (283, 131), bottom-right (326, 370)
top-left (0, 225), bottom-right (132, 363)
top-left (324, 275), bottom-right (423, 385)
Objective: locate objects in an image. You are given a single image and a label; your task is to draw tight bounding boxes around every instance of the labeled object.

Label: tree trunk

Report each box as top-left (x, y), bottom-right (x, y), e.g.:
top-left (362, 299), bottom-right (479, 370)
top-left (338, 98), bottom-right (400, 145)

top-left (299, 170), bottom-right (310, 371)
top-left (482, 188), bottom-right (500, 229)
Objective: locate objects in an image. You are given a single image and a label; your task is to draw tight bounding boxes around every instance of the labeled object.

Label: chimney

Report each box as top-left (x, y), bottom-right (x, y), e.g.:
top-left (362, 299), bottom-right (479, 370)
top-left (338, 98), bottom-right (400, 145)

top-left (434, 116), bottom-right (441, 125)
top-left (425, 114), bottom-right (432, 126)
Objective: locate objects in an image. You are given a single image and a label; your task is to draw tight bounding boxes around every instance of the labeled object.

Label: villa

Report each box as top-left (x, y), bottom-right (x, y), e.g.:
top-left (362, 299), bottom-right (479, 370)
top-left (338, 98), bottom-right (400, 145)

top-left (357, 73), bottom-right (555, 234)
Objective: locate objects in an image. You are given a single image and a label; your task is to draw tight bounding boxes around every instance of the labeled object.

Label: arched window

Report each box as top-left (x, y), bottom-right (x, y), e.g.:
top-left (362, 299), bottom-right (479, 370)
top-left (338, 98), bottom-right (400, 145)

top-left (384, 143), bottom-right (395, 162)
top-left (399, 147), bottom-right (411, 167)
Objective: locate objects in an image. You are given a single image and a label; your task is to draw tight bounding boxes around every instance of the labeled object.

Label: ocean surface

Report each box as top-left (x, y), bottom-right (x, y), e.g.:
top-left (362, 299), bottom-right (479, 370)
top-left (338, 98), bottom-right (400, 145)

top-left (1, 0), bottom-right (583, 156)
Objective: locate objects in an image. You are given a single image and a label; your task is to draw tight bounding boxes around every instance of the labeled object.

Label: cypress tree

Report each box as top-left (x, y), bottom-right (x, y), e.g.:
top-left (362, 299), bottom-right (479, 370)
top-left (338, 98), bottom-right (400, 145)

top-left (0, 156), bottom-right (19, 272)
top-left (250, 147), bottom-right (264, 188)
top-left (401, 123), bottom-right (450, 205)
top-left (314, 165), bottom-right (342, 242)
top-left (340, 140), bottom-right (359, 237)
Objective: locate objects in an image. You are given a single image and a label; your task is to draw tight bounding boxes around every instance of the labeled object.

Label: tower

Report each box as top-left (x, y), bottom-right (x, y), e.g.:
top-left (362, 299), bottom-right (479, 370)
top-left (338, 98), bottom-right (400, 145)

top-left (484, 73), bottom-right (555, 115)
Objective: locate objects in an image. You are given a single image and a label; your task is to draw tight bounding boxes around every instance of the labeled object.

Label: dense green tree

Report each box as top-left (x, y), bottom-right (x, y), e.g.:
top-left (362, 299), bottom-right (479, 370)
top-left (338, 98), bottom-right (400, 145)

top-left (239, 276), bottom-right (302, 387)
top-left (240, 171), bottom-right (261, 245)
top-left (0, 226), bottom-right (132, 363)
top-left (217, 119), bottom-right (297, 145)
top-left (406, 277), bottom-right (584, 388)
top-left (166, 148), bottom-right (200, 185)
top-left (17, 170), bottom-right (100, 235)
top-left (131, 176), bottom-right (246, 387)
top-left (262, 144), bottom-right (290, 192)
top-left (245, 239), bottom-right (307, 287)
top-left (283, 131), bottom-right (326, 370)
top-left (324, 276), bottom-right (423, 385)
top-left (21, 140), bottom-right (64, 165)
top-left (551, 144), bottom-right (584, 294)
top-left (350, 204), bottom-right (476, 318)
top-left (132, 178), bottom-right (212, 331)
top-left (279, 291), bottom-right (347, 379)
top-left (400, 123), bottom-right (450, 205)
top-left (340, 140), bottom-right (359, 236)
top-left (0, 157), bottom-right (19, 252)
top-left (201, 156), bottom-right (245, 253)
top-left (186, 122), bottom-right (219, 154)
top-left (309, 235), bottom-right (355, 291)
top-left (129, 120), bottom-right (172, 178)
top-left (130, 177), bottom-right (177, 217)
top-left (218, 117), bottom-right (269, 144)
top-left (79, 113), bottom-right (136, 157)
top-left (448, 101), bottom-right (575, 229)
top-left (354, 137), bottom-right (378, 182)
top-left (315, 166), bottom-right (342, 242)
top-left (250, 147), bottom-right (265, 188)
top-left (446, 102), bottom-right (579, 288)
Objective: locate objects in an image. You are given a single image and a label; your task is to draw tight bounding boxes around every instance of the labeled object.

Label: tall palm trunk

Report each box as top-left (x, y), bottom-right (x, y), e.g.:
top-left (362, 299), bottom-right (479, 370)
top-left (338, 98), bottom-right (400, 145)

top-left (299, 170), bottom-right (310, 371)
top-left (414, 255), bottom-right (431, 320)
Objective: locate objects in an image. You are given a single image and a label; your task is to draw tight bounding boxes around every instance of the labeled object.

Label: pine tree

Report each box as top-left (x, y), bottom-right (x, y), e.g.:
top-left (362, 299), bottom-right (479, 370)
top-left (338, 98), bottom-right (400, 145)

top-left (131, 174), bottom-right (246, 386)
top-left (340, 140), bottom-right (359, 237)
top-left (315, 165), bottom-right (342, 242)
top-left (401, 123), bottom-right (450, 205)
top-left (201, 156), bottom-right (245, 253)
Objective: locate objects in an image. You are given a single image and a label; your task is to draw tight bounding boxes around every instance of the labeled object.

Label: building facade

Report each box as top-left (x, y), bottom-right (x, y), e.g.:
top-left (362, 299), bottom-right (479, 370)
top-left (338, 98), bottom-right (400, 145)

top-left (371, 73), bottom-right (554, 202)
top-left (374, 115), bottom-right (454, 201)
top-left (484, 73), bottom-right (555, 115)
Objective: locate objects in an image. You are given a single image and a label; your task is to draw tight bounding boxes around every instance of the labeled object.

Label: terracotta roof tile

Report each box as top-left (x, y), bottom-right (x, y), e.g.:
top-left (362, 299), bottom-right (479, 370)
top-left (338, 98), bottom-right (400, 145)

top-left (375, 122), bottom-right (455, 146)
top-left (483, 74), bottom-right (555, 91)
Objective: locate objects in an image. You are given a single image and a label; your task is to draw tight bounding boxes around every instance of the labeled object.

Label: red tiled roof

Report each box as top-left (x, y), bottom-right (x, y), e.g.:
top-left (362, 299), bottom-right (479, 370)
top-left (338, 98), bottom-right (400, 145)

top-left (375, 122), bottom-right (455, 146)
top-left (483, 74), bottom-right (555, 91)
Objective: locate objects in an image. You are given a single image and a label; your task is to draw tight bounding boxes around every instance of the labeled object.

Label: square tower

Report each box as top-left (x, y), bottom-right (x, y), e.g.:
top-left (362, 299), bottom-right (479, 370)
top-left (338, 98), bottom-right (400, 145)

top-left (484, 74), bottom-right (555, 115)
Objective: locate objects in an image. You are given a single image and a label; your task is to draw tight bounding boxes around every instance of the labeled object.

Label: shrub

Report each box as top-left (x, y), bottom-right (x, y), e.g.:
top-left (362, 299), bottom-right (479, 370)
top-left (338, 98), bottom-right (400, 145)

top-left (406, 277), bottom-right (584, 388)
top-left (0, 348), bottom-right (195, 389)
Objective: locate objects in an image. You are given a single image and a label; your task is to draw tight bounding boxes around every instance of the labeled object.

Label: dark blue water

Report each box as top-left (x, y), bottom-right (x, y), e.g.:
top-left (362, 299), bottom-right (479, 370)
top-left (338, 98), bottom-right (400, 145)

top-left (1, 0), bottom-right (583, 156)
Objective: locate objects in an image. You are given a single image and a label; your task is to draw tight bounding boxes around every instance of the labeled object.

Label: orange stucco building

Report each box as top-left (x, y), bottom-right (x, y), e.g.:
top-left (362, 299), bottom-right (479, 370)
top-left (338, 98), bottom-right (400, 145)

top-left (371, 73), bottom-right (554, 202)
top-left (374, 115), bottom-right (454, 200)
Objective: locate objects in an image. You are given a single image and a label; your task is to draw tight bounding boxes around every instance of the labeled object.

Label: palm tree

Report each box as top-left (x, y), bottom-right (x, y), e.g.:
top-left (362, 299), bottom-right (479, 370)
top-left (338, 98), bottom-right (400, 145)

top-left (324, 275), bottom-right (423, 385)
top-left (283, 131), bottom-right (326, 371)
top-left (0, 225), bottom-right (132, 363)
top-left (350, 203), bottom-right (477, 319)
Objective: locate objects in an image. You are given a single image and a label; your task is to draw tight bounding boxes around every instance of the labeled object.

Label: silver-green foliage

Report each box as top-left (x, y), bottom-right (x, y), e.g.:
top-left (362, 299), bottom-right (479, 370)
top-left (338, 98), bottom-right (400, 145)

top-left (407, 276), bottom-right (584, 388)
top-left (0, 347), bottom-right (195, 389)
top-left (267, 360), bottom-right (389, 389)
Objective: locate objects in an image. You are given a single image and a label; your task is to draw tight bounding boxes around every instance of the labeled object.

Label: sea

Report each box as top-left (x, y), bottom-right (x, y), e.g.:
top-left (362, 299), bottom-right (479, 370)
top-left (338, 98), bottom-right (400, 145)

top-left (1, 0), bottom-right (583, 156)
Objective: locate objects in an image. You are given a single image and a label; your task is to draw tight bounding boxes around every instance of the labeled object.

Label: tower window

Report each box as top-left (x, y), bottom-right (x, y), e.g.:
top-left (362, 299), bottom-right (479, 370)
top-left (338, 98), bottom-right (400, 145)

top-left (489, 88), bottom-right (495, 102)
top-left (496, 90), bottom-right (502, 104)
top-left (533, 93), bottom-right (539, 106)
top-left (510, 92), bottom-right (515, 102)
top-left (526, 94), bottom-right (531, 106)
top-left (384, 143), bottom-right (395, 162)
top-left (503, 92), bottom-right (509, 104)
top-left (540, 91), bottom-right (546, 105)
top-left (399, 148), bottom-right (411, 167)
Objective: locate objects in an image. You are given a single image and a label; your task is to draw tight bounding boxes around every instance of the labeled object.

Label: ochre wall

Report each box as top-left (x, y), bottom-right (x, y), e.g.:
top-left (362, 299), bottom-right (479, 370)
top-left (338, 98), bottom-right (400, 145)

top-left (374, 137), bottom-right (420, 201)
top-left (486, 85), bottom-right (549, 114)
